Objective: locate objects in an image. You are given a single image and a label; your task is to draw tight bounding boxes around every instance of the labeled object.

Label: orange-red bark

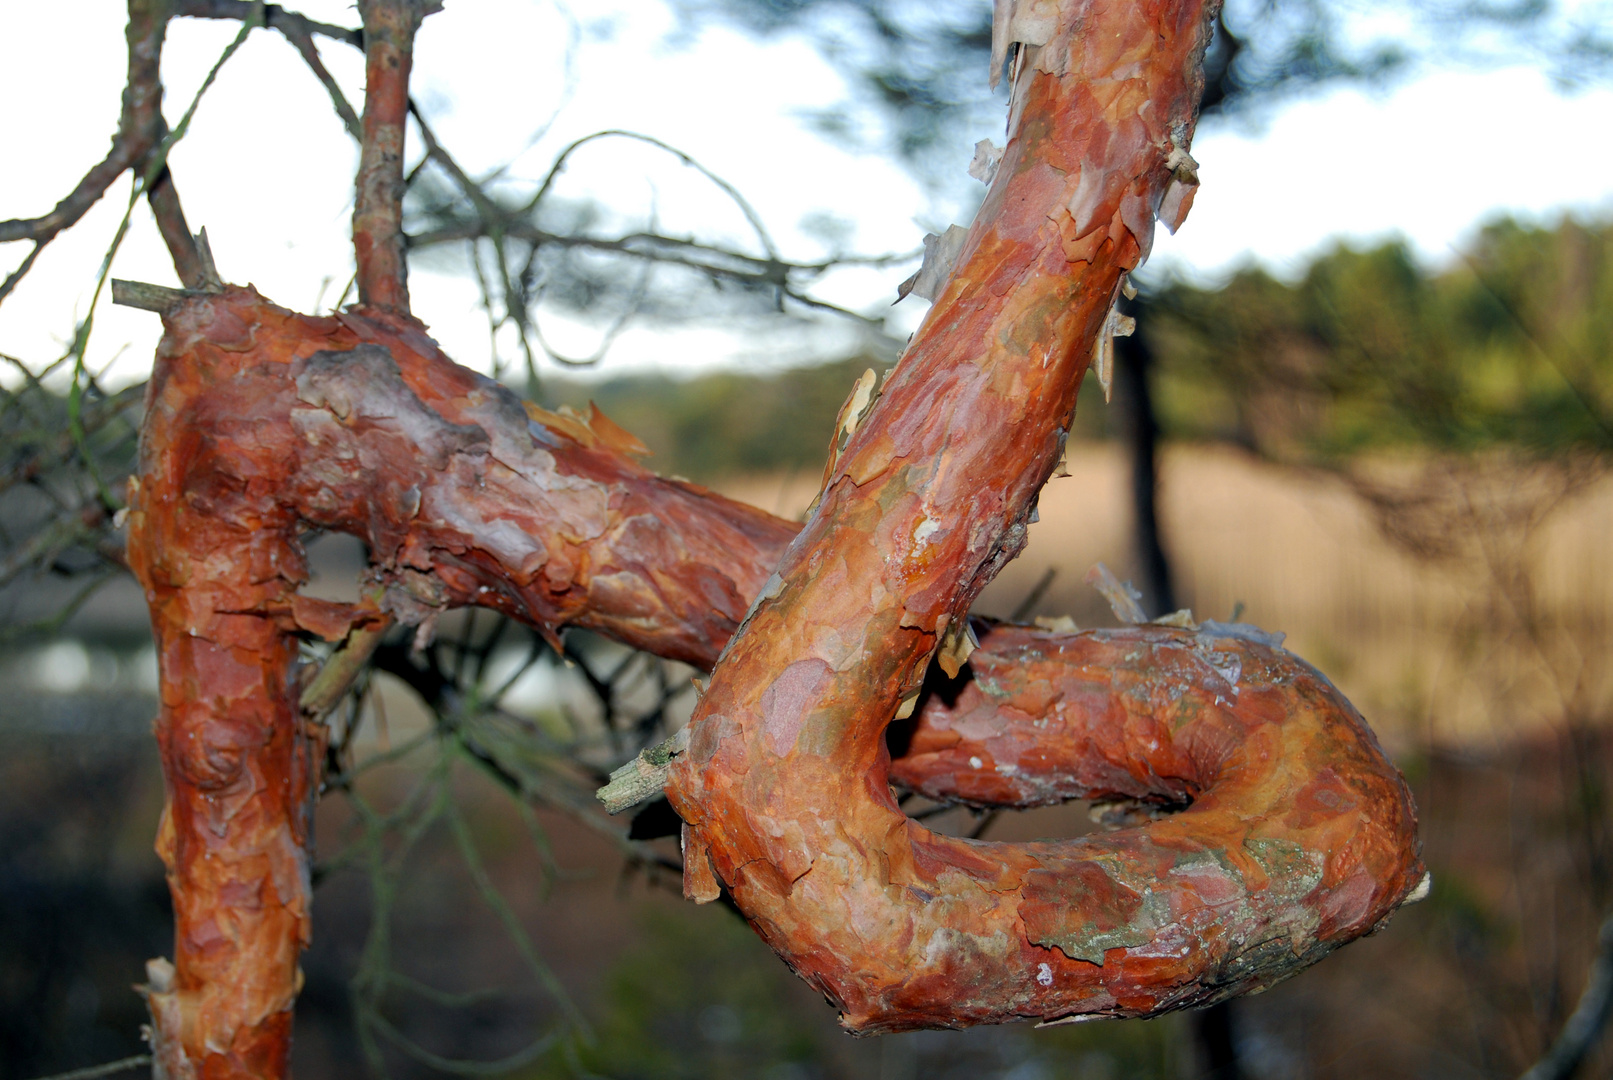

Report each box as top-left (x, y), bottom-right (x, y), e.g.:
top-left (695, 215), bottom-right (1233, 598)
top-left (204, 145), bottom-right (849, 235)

top-left (125, 0), bottom-right (1423, 1067)
top-left (352, 0), bottom-right (421, 313)
top-left (662, 0), bottom-right (1423, 1033)
top-left (127, 276), bottom-right (1421, 1068)
top-left (122, 288), bottom-right (819, 1076)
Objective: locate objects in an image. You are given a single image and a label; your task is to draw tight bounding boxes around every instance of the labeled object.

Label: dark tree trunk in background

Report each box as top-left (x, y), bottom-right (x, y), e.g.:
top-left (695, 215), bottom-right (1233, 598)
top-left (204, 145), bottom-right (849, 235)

top-left (1117, 328), bottom-right (1241, 1078)
top-left (1115, 329), bottom-right (1176, 616)
top-left (1197, 1001), bottom-right (1244, 1080)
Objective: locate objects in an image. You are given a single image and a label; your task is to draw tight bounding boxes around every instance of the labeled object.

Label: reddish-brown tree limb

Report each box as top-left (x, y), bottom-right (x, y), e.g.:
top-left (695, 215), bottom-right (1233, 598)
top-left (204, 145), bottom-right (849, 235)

top-left (122, 261), bottom-right (1420, 1078)
top-left (352, 0), bottom-right (430, 312)
top-left (123, 0), bottom-right (1422, 1067)
top-left (123, 287), bottom-right (804, 1077)
top-left (661, 0), bottom-right (1423, 1033)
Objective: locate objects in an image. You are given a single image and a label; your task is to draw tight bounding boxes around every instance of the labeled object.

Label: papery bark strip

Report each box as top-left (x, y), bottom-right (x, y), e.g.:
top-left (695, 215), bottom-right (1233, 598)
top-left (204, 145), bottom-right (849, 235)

top-left (121, 281), bottom-right (827, 1072)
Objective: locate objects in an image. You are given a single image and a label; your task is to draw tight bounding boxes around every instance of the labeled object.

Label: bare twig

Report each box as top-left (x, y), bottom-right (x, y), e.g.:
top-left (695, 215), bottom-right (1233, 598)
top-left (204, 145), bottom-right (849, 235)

top-left (0, 244), bottom-right (44, 307)
top-left (62, 12), bottom-right (255, 502)
top-left (22, 1055), bottom-right (153, 1080)
top-left (1517, 914), bottom-right (1613, 1078)
top-left (176, 0), bottom-right (364, 138)
top-left (176, 0), bottom-right (362, 48)
top-left (411, 218), bottom-right (912, 326)
top-left (407, 109), bottom-right (905, 364)
top-left (409, 103), bottom-right (535, 360)
top-left (0, 2), bottom-right (211, 294)
top-left (528, 256), bottom-right (653, 367)
top-left (1009, 566), bottom-right (1058, 622)
top-left (302, 617), bottom-right (392, 723)
top-left (145, 162), bottom-right (207, 287)
top-left (0, 0), bottom-right (174, 303)
top-left (598, 728), bottom-right (690, 814)
top-left (411, 220), bottom-right (914, 278)
top-left (525, 129), bottom-right (780, 261)
top-left (279, 16), bottom-right (362, 139)
top-left (0, 2), bottom-right (167, 248)
top-left (111, 279), bottom-right (200, 312)
top-left (0, 511), bottom-right (106, 590)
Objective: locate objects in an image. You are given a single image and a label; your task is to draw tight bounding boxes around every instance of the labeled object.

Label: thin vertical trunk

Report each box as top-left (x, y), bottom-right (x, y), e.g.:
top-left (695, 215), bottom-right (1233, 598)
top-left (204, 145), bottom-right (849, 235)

top-left (1118, 328), bottom-right (1241, 1077)
top-left (129, 397), bottom-right (315, 1078)
top-left (1116, 330), bottom-right (1176, 615)
top-left (352, 0), bottom-right (422, 313)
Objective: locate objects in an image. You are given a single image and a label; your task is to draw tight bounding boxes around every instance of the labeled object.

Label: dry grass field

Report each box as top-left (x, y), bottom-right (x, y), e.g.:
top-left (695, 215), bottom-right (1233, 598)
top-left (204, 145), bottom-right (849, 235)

top-left (721, 443), bottom-right (1613, 752)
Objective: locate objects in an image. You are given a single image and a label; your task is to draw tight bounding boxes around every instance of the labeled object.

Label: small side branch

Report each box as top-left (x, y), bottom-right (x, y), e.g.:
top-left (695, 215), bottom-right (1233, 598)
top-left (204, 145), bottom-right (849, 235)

top-left (0, 0), bottom-right (172, 298)
top-left (176, 0), bottom-right (363, 139)
top-left (353, 0), bottom-right (432, 312)
top-left (0, 2), bottom-right (165, 245)
top-left (144, 157), bottom-right (209, 288)
top-left (598, 728), bottom-right (690, 815)
top-left (112, 279), bottom-right (203, 312)
top-left (280, 17), bottom-right (362, 139)
top-left (301, 617), bottom-right (391, 723)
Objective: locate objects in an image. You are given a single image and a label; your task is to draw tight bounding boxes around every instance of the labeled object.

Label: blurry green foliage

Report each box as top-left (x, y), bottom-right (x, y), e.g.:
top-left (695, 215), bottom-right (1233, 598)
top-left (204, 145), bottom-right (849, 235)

top-left (546, 355), bottom-right (885, 484)
top-left (546, 216), bottom-right (1611, 484)
top-left (533, 905), bottom-right (826, 1080)
top-left (533, 902), bottom-right (1184, 1080)
top-left (1147, 215), bottom-right (1613, 462)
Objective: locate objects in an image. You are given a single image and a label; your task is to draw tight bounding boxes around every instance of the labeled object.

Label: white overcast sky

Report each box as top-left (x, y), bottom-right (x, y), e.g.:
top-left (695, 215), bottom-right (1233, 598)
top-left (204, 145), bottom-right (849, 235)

top-left (1, 1), bottom-right (1610, 389)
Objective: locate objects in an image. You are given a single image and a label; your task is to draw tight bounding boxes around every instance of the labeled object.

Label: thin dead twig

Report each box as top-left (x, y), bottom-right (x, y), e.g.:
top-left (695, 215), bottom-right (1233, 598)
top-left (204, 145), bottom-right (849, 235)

top-left (176, 0), bottom-right (362, 48)
top-left (146, 162), bottom-right (208, 287)
top-left (22, 1054), bottom-right (153, 1080)
top-left (0, 5), bottom-right (165, 246)
top-left (409, 104), bottom-right (536, 361)
top-left (413, 219), bottom-right (912, 281)
top-left (178, 0), bottom-right (364, 138)
top-left (0, 1), bottom-right (175, 301)
top-left (278, 16), bottom-right (362, 139)
top-left (412, 218), bottom-right (910, 326)
top-left (1519, 913), bottom-right (1613, 1080)
top-left (525, 128), bottom-right (780, 261)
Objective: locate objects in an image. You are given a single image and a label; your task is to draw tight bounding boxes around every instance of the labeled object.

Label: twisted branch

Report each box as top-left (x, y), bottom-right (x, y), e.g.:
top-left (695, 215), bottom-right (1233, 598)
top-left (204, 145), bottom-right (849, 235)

top-left (663, 0), bottom-right (1422, 1033)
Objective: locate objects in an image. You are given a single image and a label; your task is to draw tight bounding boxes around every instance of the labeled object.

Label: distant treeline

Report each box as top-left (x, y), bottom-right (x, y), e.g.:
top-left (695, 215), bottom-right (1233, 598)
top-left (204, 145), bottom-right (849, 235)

top-left (545, 216), bottom-right (1612, 482)
top-left (545, 354), bottom-right (898, 484)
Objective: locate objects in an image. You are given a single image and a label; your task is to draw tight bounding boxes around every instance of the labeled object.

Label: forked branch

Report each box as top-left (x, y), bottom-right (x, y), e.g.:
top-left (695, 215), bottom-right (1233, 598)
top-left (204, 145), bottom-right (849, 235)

top-left (0, 1), bottom-right (209, 300)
